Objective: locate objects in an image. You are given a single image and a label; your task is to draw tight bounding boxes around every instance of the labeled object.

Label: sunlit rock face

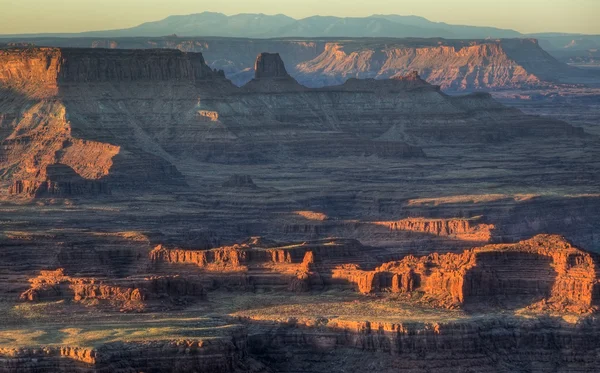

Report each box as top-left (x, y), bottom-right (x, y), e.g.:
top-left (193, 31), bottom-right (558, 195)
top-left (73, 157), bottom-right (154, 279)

top-left (16, 36), bottom-right (595, 89)
top-left (333, 235), bottom-right (599, 313)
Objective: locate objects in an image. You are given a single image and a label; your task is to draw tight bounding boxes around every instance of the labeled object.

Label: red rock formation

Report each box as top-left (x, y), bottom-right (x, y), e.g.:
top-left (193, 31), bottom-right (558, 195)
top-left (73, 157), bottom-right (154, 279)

top-left (19, 269), bottom-right (206, 311)
top-left (9, 164), bottom-right (111, 197)
top-left (335, 235), bottom-right (599, 313)
top-left (150, 239), bottom-right (363, 271)
top-left (0, 336), bottom-right (250, 373)
top-left (289, 251), bottom-right (321, 292)
top-left (295, 40), bottom-right (556, 90)
top-left (372, 217), bottom-right (495, 242)
top-left (0, 47), bottom-right (228, 197)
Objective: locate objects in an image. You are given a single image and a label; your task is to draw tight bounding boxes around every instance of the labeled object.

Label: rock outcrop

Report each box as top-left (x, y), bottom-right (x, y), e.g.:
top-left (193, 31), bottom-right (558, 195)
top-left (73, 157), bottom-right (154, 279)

top-left (6, 36), bottom-right (593, 90)
top-left (9, 164), bottom-right (111, 197)
top-left (20, 269), bottom-right (206, 311)
top-left (246, 315), bottom-right (600, 373)
top-left (254, 53), bottom-right (289, 79)
top-left (334, 235), bottom-right (599, 313)
top-left (150, 239), bottom-right (363, 271)
top-left (244, 52), bottom-right (305, 92)
top-left (372, 217), bottom-right (495, 242)
top-left (0, 336), bottom-right (251, 373)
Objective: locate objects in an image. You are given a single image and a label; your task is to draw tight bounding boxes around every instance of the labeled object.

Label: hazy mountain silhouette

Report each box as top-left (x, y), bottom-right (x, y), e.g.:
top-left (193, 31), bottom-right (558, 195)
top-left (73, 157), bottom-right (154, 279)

top-left (0, 12), bottom-right (523, 39)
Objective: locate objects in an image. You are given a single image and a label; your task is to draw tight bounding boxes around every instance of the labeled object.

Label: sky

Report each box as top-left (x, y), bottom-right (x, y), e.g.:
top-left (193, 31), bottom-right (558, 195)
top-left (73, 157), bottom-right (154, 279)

top-left (0, 0), bottom-right (598, 35)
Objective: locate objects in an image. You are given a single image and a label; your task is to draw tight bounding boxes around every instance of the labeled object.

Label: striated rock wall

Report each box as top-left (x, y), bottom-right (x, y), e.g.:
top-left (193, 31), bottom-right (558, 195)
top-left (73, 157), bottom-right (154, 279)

top-left (0, 336), bottom-right (248, 373)
top-left (334, 235), bottom-right (599, 312)
top-left (19, 269), bottom-right (206, 311)
top-left (246, 316), bottom-right (600, 373)
top-left (294, 38), bottom-right (581, 90)
top-left (14, 36), bottom-right (589, 90)
top-left (0, 47), bottom-right (221, 95)
top-left (372, 217), bottom-right (495, 242)
top-left (0, 48), bottom-right (211, 195)
top-left (150, 239), bottom-right (363, 271)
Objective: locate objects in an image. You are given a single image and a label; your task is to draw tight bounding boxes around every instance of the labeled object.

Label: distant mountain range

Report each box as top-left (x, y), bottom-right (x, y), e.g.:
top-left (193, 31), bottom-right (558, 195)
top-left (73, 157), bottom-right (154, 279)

top-left (0, 12), bottom-right (523, 39)
top-left (2, 12), bottom-right (599, 56)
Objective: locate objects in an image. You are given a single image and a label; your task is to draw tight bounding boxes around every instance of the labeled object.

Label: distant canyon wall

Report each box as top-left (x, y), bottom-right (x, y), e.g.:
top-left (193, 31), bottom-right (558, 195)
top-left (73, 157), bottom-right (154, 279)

top-left (6, 37), bottom-right (593, 90)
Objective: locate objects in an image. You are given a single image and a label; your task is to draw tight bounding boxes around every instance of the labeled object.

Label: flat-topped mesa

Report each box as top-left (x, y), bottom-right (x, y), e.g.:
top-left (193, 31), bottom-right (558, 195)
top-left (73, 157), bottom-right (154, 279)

top-left (150, 238), bottom-right (364, 270)
top-left (334, 234), bottom-right (600, 314)
top-left (294, 38), bottom-right (584, 90)
top-left (391, 70), bottom-right (436, 89)
top-left (244, 52), bottom-right (305, 92)
top-left (0, 47), bottom-right (227, 97)
top-left (58, 48), bottom-right (222, 83)
top-left (254, 52), bottom-right (289, 79)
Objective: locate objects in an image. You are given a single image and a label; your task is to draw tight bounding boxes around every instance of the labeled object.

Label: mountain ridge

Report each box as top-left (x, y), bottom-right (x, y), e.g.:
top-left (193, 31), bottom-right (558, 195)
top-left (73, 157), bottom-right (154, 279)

top-left (0, 11), bottom-right (522, 39)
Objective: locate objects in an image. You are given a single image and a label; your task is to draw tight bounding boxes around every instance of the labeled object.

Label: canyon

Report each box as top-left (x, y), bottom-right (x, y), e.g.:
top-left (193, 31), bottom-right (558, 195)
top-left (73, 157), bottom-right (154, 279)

top-left (2, 36), bottom-right (599, 90)
top-left (0, 44), bottom-right (599, 373)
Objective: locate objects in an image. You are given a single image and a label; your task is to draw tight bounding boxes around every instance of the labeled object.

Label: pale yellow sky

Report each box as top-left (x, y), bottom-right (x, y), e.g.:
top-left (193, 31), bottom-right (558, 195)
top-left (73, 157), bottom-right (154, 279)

top-left (0, 0), bottom-right (598, 35)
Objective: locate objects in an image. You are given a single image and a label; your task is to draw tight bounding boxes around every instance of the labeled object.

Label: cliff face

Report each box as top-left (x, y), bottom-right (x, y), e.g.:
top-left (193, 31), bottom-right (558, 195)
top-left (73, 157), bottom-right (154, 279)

top-left (0, 47), bottom-right (588, 198)
top-left (4, 37), bottom-right (590, 90)
top-left (247, 316), bottom-right (600, 373)
top-left (0, 337), bottom-right (249, 373)
top-left (372, 217), bottom-right (494, 242)
top-left (295, 40), bottom-right (548, 90)
top-left (0, 47), bottom-right (233, 195)
top-left (334, 235), bottom-right (599, 313)
top-left (19, 269), bottom-right (206, 311)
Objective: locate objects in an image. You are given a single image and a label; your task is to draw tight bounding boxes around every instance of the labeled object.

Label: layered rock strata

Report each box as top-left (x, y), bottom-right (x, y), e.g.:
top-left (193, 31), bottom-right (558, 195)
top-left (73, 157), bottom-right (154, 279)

top-left (19, 269), bottom-right (206, 311)
top-left (6, 36), bottom-right (594, 89)
top-left (0, 335), bottom-right (250, 373)
top-left (0, 47), bottom-right (588, 197)
top-left (333, 235), bottom-right (599, 312)
top-left (372, 217), bottom-right (495, 242)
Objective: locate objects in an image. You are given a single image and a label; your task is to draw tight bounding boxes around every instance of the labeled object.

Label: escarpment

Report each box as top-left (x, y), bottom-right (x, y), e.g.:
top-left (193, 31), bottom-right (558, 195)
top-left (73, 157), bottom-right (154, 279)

top-left (333, 235), bottom-right (599, 313)
top-left (295, 39), bottom-right (549, 90)
top-left (245, 315), bottom-right (600, 373)
top-left (372, 217), bottom-right (495, 242)
top-left (11, 36), bottom-right (593, 89)
top-left (0, 48), bottom-right (234, 195)
top-left (149, 238), bottom-right (367, 292)
top-left (0, 47), bottom-right (588, 198)
top-left (19, 269), bottom-right (206, 311)
top-left (0, 336), bottom-right (251, 373)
